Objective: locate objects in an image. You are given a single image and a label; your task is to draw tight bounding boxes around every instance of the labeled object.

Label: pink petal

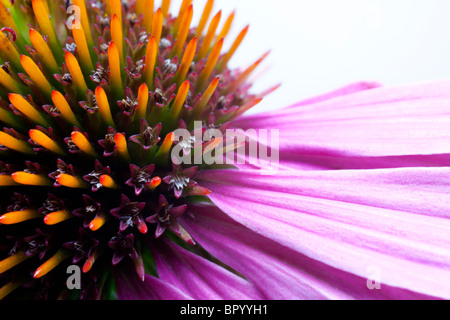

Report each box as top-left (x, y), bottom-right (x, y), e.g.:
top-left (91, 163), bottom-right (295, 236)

top-left (151, 240), bottom-right (265, 300)
top-left (233, 80), bottom-right (450, 169)
top-left (197, 168), bottom-right (450, 299)
top-left (182, 204), bottom-right (433, 300)
top-left (114, 266), bottom-right (192, 300)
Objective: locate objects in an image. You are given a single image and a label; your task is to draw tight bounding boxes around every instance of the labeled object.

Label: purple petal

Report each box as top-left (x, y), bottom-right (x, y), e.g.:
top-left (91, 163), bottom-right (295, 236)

top-left (151, 240), bottom-right (264, 300)
top-left (196, 168), bottom-right (450, 299)
top-left (182, 204), bottom-right (437, 300)
top-left (233, 80), bottom-right (450, 169)
top-left (114, 265), bottom-right (192, 300)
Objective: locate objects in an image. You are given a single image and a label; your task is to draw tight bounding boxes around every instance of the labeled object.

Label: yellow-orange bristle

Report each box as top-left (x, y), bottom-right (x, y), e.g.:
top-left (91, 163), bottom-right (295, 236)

top-left (196, 0), bottom-right (214, 36)
top-left (71, 131), bottom-right (98, 157)
top-left (56, 173), bottom-right (87, 189)
top-left (33, 249), bottom-right (70, 279)
top-left (0, 63), bottom-right (22, 93)
top-left (161, 132), bottom-right (175, 153)
top-left (151, 8), bottom-right (164, 46)
top-left (215, 11), bottom-right (235, 45)
top-left (135, 0), bottom-right (145, 15)
top-left (0, 209), bottom-right (41, 225)
top-left (192, 76), bottom-right (220, 119)
top-left (114, 133), bottom-right (131, 160)
top-left (0, 251), bottom-right (29, 274)
top-left (72, 0), bottom-right (93, 46)
top-left (31, 0), bottom-right (59, 51)
top-left (228, 51), bottom-right (270, 91)
top-left (0, 27), bottom-right (21, 69)
top-left (203, 137), bottom-right (223, 154)
top-left (173, 0), bottom-right (192, 35)
top-left (161, 0), bottom-right (171, 16)
top-left (29, 129), bottom-right (66, 155)
top-left (176, 37), bottom-right (197, 86)
top-left (108, 42), bottom-right (123, 93)
top-left (196, 38), bottom-right (223, 90)
top-left (9, 93), bottom-right (49, 127)
top-left (111, 14), bottom-right (124, 64)
top-left (89, 214), bottom-right (107, 231)
top-left (95, 86), bottom-right (115, 127)
top-left (99, 174), bottom-right (118, 189)
top-left (11, 172), bottom-right (51, 186)
top-left (0, 175), bottom-right (19, 186)
top-left (51, 90), bottom-right (81, 127)
top-left (217, 25), bottom-right (249, 72)
top-left (143, 0), bottom-right (154, 33)
top-left (0, 279), bottom-right (23, 300)
top-left (0, 131), bottom-right (33, 154)
top-left (108, 0), bottom-right (122, 28)
top-left (72, 23), bottom-right (94, 71)
top-left (143, 36), bottom-right (157, 89)
top-left (173, 5), bottom-right (193, 58)
top-left (0, 1), bottom-right (19, 37)
top-left (136, 83), bottom-right (149, 119)
top-left (20, 55), bottom-right (53, 95)
top-left (0, 108), bottom-right (20, 128)
top-left (65, 51), bottom-right (88, 93)
top-left (196, 10), bottom-right (221, 61)
top-left (29, 29), bottom-right (58, 74)
top-left (43, 210), bottom-right (73, 225)
top-left (170, 80), bottom-right (190, 120)
top-left (233, 97), bottom-right (263, 119)
top-left (82, 250), bottom-right (99, 273)
top-left (155, 132), bottom-right (174, 161)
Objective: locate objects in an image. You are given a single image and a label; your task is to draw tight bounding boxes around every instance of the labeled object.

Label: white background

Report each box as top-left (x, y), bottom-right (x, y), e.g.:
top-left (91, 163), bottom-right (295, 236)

top-left (166, 0), bottom-right (450, 113)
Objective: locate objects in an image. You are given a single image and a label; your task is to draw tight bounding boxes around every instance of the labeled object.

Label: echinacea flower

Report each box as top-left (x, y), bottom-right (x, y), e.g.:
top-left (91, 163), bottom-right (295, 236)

top-left (0, 0), bottom-right (449, 301)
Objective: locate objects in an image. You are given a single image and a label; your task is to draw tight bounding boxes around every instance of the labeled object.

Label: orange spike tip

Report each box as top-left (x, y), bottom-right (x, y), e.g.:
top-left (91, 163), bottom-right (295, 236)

top-left (196, 0), bottom-right (215, 36)
top-left (108, 42), bottom-right (123, 92)
top-left (43, 210), bottom-right (73, 225)
top-left (65, 51), bottom-right (88, 93)
top-left (99, 174), bottom-right (118, 189)
top-left (20, 55), bottom-right (53, 94)
top-left (0, 209), bottom-right (41, 225)
top-left (196, 10), bottom-right (222, 61)
top-left (152, 8), bottom-right (164, 46)
top-left (95, 86), bottom-right (115, 127)
top-left (29, 129), bottom-right (66, 155)
top-left (170, 80), bottom-right (190, 120)
top-left (114, 133), bottom-right (131, 160)
top-left (82, 251), bottom-right (99, 273)
top-left (56, 174), bottom-right (87, 189)
top-left (0, 131), bottom-right (33, 154)
top-left (89, 214), bottom-right (107, 231)
top-left (196, 38), bottom-right (223, 90)
top-left (33, 249), bottom-right (71, 279)
top-left (51, 90), bottom-right (81, 127)
top-left (173, 5), bottom-right (194, 58)
top-left (71, 131), bottom-right (98, 157)
top-left (147, 176), bottom-right (161, 190)
top-left (9, 93), bottom-right (49, 127)
top-left (11, 172), bottom-right (51, 186)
